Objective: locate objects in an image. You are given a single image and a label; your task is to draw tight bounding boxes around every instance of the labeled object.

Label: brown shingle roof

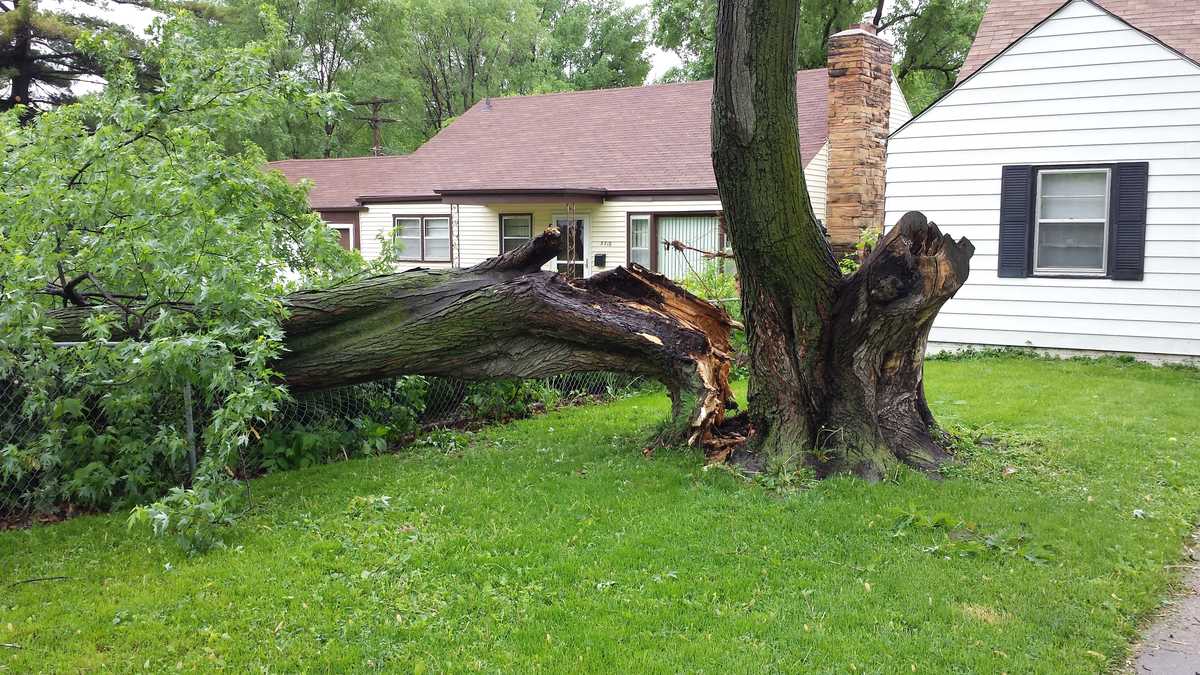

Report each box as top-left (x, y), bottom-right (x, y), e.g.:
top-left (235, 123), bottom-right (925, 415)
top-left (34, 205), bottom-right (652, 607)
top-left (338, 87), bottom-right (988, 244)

top-left (269, 69), bottom-right (830, 207)
top-left (267, 155), bottom-right (440, 209)
top-left (959, 0), bottom-right (1200, 83)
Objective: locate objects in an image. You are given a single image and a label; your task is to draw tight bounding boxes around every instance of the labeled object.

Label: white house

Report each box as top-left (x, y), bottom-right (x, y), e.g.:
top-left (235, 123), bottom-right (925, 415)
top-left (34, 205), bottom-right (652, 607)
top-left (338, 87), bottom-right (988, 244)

top-left (271, 25), bottom-right (910, 281)
top-left (885, 0), bottom-right (1200, 361)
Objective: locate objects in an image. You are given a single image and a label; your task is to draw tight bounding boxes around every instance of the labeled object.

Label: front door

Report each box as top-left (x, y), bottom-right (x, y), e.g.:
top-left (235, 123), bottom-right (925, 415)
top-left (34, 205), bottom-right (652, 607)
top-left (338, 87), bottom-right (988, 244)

top-left (554, 215), bottom-right (586, 278)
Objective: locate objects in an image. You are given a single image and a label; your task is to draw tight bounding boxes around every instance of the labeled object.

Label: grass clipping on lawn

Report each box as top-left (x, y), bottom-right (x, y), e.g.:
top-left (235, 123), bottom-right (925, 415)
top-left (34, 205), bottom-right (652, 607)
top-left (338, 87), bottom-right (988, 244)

top-left (2, 355), bottom-right (1200, 672)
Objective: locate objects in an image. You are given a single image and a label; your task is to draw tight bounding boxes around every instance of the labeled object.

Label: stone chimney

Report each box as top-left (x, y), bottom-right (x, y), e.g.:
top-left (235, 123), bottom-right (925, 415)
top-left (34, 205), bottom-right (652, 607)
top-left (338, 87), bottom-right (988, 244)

top-left (825, 23), bottom-right (893, 251)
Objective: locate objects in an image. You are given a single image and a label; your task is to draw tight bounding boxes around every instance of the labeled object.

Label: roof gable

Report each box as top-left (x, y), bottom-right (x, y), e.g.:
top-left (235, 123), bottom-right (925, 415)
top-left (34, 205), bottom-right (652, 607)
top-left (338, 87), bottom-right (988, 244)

top-left (959, 0), bottom-right (1200, 83)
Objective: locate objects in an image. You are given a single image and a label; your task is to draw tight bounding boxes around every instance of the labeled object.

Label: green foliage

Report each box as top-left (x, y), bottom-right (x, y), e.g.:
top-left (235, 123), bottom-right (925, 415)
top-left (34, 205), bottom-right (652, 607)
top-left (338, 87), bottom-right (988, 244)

top-left (254, 376), bottom-right (427, 472)
top-left (649, 0), bottom-right (986, 111)
top-left (0, 11), bottom-right (360, 536)
top-left (1, 0), bottom-right (173, 118)
top-left (652, 0), bottom-right (878, 80)
top-left (6, 358), bottom-right (1200, 671)
top-left (837, 225), bottom-right (882, 275)
top-left (127, 485), bottom-right (241, 555)
top-left (540, 0), bottom-right (652, 91)
top-left (216, 0), bottom-right (652, 158)
top-left (891, 0), bottom-right (988, 114)
top-left (465, 379), bottom-right (560, 420)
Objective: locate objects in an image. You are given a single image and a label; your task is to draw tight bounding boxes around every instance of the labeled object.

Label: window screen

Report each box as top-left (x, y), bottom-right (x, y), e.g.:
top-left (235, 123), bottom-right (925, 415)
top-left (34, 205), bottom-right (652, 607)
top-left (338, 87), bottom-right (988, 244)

top-left (1034, 169), bottom-right (1109, 275)
top-left (501, 215), bottom-right (532, 253)
top-left (629, 215), bottom-right (651, 268)
top-left (423, 217), bottom-right (451, 261)
top-left (395, 217), bottom-right (422, 260)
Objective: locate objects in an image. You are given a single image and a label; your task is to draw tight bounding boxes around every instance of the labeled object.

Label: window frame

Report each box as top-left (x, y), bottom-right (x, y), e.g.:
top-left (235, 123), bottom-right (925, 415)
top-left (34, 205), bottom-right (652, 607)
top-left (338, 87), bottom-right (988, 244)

top-left (499, 213), bottom-right (534, 254)
top-left (393, 214), bottom-right (453, 263)
top-left (626, 211), bottom-right (724, 276)
top-left (1031, 166), bottom-right (1111, 278)
top-left (626, 213), bottom-right (655, 270)
top-left (552, 213), bottom-right (588, 278)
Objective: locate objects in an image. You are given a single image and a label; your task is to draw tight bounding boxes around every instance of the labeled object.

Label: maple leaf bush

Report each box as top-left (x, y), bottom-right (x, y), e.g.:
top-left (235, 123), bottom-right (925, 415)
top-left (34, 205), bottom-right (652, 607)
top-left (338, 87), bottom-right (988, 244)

top-left (0, 10), bottom-right (360, 543)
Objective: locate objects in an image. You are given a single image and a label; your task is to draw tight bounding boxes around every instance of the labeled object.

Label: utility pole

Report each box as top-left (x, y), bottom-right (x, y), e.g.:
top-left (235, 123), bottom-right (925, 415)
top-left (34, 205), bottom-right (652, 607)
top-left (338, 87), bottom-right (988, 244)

top-left (351, 97), bottom-right (404, 156)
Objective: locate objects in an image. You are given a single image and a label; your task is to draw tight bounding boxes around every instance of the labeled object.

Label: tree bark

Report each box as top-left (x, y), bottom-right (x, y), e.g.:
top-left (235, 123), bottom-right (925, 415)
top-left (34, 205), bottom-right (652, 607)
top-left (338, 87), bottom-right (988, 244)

top-left (47, 228), bottom-right (740, 450)
top-left (711, 0), bottom-right (974, 478)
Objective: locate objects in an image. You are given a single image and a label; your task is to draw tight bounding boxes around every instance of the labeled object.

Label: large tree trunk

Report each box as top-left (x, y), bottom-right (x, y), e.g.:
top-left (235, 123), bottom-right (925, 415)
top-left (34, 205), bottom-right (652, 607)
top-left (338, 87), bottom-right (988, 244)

top-left (712, 0), bottom-right (973, 479)
top-left (48, 228), bottom-right (740, 450)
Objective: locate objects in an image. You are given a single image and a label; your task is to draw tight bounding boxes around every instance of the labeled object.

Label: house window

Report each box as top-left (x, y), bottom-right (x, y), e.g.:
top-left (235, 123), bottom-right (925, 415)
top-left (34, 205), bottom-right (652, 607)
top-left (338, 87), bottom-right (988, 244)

top-left (629, 215), bottom-right (651, 268)
top-left (500, 214), bottom-right (533, 253)
top-left (997, 163), bottom-right (1148, 281)
top-left (656, 214), bottom-right (722, 281)
top-left (1034, 168), bottom-right (1109, 276)
top-left (394, 215), bottom-right (451, 262)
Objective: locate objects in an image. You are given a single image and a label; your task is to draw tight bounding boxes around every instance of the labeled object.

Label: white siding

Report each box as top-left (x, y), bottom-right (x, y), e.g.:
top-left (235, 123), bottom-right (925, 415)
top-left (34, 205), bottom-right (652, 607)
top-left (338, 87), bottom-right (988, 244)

top-left (452, 199), bottom-right (726, 275)
top-left (885, 0), bottom-right (1200, 358)
top-left (889, 79), bottom-right (913, 133)
top-left (595, 200), bottom-right (724, 273)
top-left (804, 142), bottom-right (829, 223)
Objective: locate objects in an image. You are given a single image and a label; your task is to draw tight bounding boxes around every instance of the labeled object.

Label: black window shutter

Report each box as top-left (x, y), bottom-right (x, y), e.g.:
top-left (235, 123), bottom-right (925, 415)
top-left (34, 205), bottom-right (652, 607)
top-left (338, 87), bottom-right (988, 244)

top-left (998, 165), bottom-right (1035, 277)
top-left (1109, 162), bottom-right (1149, 281)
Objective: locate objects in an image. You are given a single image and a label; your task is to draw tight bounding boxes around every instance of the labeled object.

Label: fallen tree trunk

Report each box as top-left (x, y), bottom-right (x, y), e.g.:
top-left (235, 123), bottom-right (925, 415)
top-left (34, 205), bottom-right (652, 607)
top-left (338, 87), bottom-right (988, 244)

top-left (48, 227), bottom-right (739, 449)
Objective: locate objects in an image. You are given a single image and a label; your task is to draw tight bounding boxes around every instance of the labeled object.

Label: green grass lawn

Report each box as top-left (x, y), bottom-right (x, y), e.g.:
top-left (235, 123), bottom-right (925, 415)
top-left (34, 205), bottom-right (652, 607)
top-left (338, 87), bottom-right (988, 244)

top-left (3, 355), bottom-right (1200, 673)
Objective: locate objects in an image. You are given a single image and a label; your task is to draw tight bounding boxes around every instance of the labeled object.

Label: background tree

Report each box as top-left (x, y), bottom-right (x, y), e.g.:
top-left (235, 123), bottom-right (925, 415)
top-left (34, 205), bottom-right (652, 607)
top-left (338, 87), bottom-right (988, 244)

top-left (887, 0), bottom-right (986, 112)
top-left (216, 0), bottom-right (652, 157)
top-left (215, 0), bottom-right (425, 159)
top-left (650, 0), bottom-right (877, 81)
top-left (1, 0), bottom-right (168, 119)
top-left (650, 0), bottom-right (985, 112)
top-left (541, 0), bottom-right (651, 91)
top-left (396, 0), bottom-right (549, 136)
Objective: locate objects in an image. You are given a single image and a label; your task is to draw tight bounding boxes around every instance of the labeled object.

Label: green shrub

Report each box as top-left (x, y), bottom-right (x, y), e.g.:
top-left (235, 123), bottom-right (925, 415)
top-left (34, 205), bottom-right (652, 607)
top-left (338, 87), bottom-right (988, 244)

top-left (838, 226), bottom-right (883, 275)
top-left (251, 376), bottom-right (427, 472)
top-left (680, 262), bottom-right (748, 377)
top-left (128, 485), bottom-right (240, 555)
top-left (464, 379), bottom-right (557, 421)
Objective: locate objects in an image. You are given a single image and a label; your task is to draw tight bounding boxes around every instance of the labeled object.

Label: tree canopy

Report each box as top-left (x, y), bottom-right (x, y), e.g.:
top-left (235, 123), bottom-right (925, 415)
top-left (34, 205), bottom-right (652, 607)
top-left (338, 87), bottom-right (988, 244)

top-left (1, 9), bottom-right (358, 520)
top-left (4, 0), bottom-right (651, 158)
top-left (213, 0), bottom-right (651, 158)
top-left (2, 0), bottom-right (161, 118)
top-left (650, 0), bottom-right (986, 111)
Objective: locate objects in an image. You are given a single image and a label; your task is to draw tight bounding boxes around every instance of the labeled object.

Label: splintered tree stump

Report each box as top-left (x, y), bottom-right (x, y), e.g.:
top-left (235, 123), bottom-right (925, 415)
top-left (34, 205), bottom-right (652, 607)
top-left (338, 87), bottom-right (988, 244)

top-left (821, 212), bottom-right (974, 478)
top-left (47, 227), bottom-right (740, 450)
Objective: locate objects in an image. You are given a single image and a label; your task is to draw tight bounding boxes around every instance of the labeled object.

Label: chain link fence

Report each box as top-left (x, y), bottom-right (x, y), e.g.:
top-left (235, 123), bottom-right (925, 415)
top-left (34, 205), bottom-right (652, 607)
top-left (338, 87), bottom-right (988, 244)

top-left (0, 368), bottom-right (650, 527)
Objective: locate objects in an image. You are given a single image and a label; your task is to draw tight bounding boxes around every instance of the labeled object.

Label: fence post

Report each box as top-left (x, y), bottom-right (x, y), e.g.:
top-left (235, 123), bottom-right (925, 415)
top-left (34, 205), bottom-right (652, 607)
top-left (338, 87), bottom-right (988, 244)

top-left (183, 382), bottom-right (197, 480)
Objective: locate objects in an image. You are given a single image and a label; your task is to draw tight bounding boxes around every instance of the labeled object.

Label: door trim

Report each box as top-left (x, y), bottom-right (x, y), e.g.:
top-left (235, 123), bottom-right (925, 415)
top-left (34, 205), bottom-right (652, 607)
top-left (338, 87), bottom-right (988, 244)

top-left (553, 213), bottom-right (589, 276)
